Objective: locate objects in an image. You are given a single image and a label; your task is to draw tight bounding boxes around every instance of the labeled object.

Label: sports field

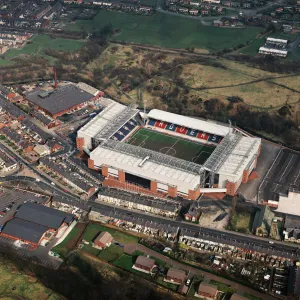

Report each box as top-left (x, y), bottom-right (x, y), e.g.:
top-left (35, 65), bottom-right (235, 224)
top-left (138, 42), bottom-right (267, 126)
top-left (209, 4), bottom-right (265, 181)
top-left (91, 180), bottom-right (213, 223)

top-left (126, 128), bottom-right (215, 165)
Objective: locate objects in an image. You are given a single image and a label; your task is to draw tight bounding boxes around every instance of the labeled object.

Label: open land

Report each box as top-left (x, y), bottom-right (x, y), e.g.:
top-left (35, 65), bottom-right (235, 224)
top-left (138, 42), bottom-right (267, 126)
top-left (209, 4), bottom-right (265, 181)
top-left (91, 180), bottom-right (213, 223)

top-left (65, 11), bottom-right (262, 52)
top-left (89, 43), bottom-right (300, 112)
top-left (3, 34), bottom-right (85, 64)
top-left (126, 128), bottom-right (215, 164)
top-left (0, 257), bottom-right (63, 300)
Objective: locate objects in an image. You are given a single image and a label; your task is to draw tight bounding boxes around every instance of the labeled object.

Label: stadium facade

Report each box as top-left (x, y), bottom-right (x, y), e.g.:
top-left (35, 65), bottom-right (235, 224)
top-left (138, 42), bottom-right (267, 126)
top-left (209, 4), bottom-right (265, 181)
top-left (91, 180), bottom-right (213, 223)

top-left (77, 99), bottom-right (261, 200)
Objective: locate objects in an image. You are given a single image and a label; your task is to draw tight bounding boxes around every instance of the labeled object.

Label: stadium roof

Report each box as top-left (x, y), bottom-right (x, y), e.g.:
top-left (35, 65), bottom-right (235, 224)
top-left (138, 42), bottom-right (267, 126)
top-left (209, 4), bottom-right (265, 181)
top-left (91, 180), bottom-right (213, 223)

top-left (204, 133), bottom-right (261, 180)
top-left (2, 218), bottom-right (49, 244)
top-left (79, 101), bottom-right (126, 138)
top-left (15, 202), bottom-right (74, 230)
top-left (26, 84), bottom-right (95, 116)
top-left (147, 109), bottom-right (232, 137)
top-left (90, 140), bottom-right (203, 190)
top-left (78, 101), bottom-right (138, 141)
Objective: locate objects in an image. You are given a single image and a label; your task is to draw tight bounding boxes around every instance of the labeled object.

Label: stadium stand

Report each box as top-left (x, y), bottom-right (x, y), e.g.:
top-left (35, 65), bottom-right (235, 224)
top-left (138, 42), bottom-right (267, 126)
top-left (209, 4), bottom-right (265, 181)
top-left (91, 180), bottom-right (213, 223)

top-left (146, 111), bottom-right (225, 145)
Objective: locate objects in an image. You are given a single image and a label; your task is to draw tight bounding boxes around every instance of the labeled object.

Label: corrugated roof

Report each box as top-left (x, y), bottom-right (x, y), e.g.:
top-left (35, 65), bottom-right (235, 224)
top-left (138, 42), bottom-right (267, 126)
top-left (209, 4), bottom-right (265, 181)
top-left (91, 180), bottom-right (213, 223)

top-left (15, 202), bottom-right (74, 230)
top-left (90, 145), bottom-right (200, 190)
top-left (1, 218), bottom-right (49, 243)
top-left (147, 109), bottom-right (231, 137)
top-left (26, 84), bottom-right (94, 116)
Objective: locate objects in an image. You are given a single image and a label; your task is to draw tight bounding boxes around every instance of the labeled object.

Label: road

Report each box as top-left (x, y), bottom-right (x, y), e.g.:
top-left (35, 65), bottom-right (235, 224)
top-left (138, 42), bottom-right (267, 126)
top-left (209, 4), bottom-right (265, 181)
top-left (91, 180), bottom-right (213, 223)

top-left (90, 200), bottom-right (300, 260)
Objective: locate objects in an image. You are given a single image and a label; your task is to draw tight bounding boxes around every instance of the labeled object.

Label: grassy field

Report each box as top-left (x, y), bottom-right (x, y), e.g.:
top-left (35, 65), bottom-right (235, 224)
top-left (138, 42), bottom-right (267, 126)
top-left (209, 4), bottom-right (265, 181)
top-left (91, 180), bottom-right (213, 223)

top-left (52, 227), bottom-right (80, 259)
top-left (4, 34), bottom-right (85, 63)
top-left (228, 210), bottom-right (255, 234)
top-left (82, 223), bottom-right (138, 245)
top-left (0, 258), bottom-right (63, 300)
top-left (65, 11), bottom-right (262, 51)
top-left (127, 128), bottom-right (216, 164)
top-left (209, 279), bottom-right (236, 293)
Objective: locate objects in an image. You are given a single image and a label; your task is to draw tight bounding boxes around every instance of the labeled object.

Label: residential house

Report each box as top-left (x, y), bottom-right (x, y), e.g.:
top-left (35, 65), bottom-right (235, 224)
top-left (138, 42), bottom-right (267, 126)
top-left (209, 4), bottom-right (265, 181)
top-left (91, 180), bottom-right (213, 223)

top-left (0, 149), bottom-right (18, 172)
top-left (40, 157), bottom-right (97, 198)
top-left (189, 9), bottom-right (198, 14)
top-left (93, 231), bottom-right (113, 249)
top-left (164, 268), bottom-right (186, 285)
top-left (252, 205), bottom-right (275, 237)
top-left (133, 256), bottom-right (155, 274)
top-left (195, 282), bottom-right (218, 299)
top-left (33, 144), bottom-right (51, 157)
top-left (46, 139), bottom-right (63, 153)
top-left (184, 201), bottom-right (201, 223)
top-left (97, 187), bottom-right (180, 218)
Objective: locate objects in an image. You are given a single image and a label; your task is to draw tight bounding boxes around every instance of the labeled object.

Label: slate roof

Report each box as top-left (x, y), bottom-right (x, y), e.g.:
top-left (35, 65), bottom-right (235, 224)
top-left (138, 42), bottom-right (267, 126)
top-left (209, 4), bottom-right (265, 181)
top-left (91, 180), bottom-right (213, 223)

top-left (40, 157), bottom-right (95, 193)
top-left (0, 95), bottom-right (26, 119)
top-left (15, 202), bottom-right (74, 230)
top-left (26, 84), bottom-right (94, 116)
top-left (32, 111), bottom-right (53, 125)
top-left (2, 218), bottom-right (49, 243)
top-left (22, 119), bottom-right (50, 142)
top-left (98, 187), bottom-right (180, 212)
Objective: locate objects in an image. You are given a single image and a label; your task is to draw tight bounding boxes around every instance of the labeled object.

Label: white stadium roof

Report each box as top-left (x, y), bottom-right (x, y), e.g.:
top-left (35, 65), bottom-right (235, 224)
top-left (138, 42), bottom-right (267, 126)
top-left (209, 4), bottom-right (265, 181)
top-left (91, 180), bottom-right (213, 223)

top-left (90, 144), bottom-right (201, 191)
top-left (204, 133), bottom-right (261, 181)
top-left (78, 101), bottom-right (126, 139)
top-left (147, 109), bottom-right (232, 137)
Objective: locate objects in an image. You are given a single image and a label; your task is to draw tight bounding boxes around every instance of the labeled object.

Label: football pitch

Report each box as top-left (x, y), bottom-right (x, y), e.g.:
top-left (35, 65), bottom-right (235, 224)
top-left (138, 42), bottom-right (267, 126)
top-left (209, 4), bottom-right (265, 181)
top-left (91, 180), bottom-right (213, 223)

top-left (126, 128), bottom-right (215, 165)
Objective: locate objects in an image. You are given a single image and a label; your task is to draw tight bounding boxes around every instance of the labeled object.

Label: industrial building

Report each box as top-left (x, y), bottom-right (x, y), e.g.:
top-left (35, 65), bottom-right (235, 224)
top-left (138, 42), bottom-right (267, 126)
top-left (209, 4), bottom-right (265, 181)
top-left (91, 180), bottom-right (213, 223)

top-left (77, 99), bottom-right (261, 200)
top-left (25, 82), bottom-right (104, 118)
top-left (1, 202), bottom-right (75, 248)
top-left (259, 37), bottom-right (288, 58)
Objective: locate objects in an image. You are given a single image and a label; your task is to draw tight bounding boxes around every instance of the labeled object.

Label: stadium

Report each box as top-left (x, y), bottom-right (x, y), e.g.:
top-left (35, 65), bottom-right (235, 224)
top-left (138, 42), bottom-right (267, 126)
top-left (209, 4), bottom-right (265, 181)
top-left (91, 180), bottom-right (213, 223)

top-left (77, 99), bottom-right (261, 200)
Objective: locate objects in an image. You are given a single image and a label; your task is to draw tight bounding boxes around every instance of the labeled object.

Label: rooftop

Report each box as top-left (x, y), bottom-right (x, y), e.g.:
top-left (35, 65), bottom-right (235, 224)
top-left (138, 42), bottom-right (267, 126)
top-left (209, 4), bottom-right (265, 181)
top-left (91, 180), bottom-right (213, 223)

top-left (15, 202), bottom-right (74, 230)
top-left (204, 133), bottom-right (261, 179)
top-left (95, 231), bottom-right (113, 245)
top-left (135, 256), bottom-right (155, 268)
top-left (1, 218), bottom-right (49, 244)
top-left (147, 109), bottom-right (232, 137)
top-left (166, 268), bottom-right (186, 281)
top-left (90, 140), bottom-right (203, 190)
top-left (98, 187), bottom-right (180, 212)
top-left (197, 282), bottom-right (218, 296)
top-left (26, 84), bottom-right (95, 116)
top-left (277, 190), bottom-right (300, 216)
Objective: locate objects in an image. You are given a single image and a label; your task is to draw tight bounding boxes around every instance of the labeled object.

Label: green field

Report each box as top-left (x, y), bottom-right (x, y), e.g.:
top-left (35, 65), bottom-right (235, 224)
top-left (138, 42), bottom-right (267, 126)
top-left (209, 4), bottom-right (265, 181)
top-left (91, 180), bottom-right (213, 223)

top-left (126, 128), bottom-right (215, 164)
top-left (65, 11), bottom-right (262, 51)
top-left (4, 34), bottom-right (85, 62)
top-left (0, 258), bottom-right (63, 300)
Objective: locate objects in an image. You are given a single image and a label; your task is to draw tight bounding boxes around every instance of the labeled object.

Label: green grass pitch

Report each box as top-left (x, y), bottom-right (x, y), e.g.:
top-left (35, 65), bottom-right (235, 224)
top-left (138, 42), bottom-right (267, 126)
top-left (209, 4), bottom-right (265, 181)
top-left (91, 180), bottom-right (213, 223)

top-left (126, 128), bottom-right (215, 165)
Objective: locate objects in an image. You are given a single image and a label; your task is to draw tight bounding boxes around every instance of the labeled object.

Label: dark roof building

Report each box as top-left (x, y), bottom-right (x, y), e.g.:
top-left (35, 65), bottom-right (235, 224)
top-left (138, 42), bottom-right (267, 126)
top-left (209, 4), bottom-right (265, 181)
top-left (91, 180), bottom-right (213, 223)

top-left (15, 202), bottom-right (74, 229)
top-left (1, 218), bottom-right (49, 244)
top-left (288, 266), bottom-right (300, 297)
top-left (22, 119), bottom-right (50, 142)
top-left (25, 84), bottom-right (101, 118)
top-left (252, 205), bottom-right (275, 237)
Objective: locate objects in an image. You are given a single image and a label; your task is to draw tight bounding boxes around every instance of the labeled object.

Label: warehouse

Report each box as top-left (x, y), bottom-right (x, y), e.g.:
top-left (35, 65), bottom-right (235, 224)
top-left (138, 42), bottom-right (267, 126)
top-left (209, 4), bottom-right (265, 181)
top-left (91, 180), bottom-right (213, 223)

top-left (0, 202), bottom-right (75, 248)
top-left (26, 83), bottom-right (104, 118)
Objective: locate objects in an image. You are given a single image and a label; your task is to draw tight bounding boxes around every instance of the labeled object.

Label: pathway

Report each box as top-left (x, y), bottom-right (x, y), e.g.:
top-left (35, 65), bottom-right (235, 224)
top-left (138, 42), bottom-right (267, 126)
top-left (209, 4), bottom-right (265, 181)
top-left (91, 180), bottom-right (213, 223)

top-left (124, 243), bottom-right (275, 300)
